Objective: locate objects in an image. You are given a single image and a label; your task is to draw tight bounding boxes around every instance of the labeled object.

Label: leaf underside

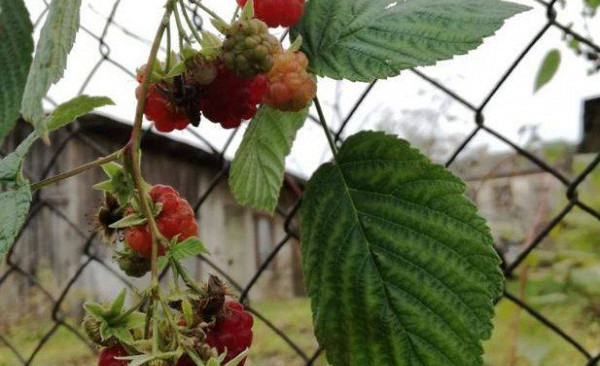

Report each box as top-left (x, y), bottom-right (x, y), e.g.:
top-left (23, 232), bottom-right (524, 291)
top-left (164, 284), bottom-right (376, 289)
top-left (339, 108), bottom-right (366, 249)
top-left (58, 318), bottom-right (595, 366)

top-left (0, 0), bottom-right (33, 143)
top-left (291, 0), bottom-right (530, 82)
top-left (21, 0), bottom-right (82, 139)
top-left (300, 131), bottom-right (503, 366)
top-left (229, 106), bottom-right (308, 213)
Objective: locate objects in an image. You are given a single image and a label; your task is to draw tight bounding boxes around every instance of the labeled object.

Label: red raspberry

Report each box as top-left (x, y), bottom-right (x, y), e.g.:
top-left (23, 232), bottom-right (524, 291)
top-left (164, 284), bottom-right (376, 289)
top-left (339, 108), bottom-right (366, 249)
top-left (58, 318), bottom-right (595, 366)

top-left (98, 346), bottom-right (128, 366)
top-left (205, 300), bottom-right (253, 365)
top-left (237, 0), bottom-right (305, 28)
top-left (135, 66), bottom-right (191, 133)
top-left (264, 51), bottom-right (316, 111)
top-left (124, 185), bottom-right (198, 258)
top-left (199, 63), bottom-right (267, 129)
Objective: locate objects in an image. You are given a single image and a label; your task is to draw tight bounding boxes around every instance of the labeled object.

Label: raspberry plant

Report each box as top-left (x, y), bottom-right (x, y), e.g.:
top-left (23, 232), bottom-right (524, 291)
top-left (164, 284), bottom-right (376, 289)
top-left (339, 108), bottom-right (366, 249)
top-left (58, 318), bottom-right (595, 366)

top-left (0, 0), bottom-right (530, 365)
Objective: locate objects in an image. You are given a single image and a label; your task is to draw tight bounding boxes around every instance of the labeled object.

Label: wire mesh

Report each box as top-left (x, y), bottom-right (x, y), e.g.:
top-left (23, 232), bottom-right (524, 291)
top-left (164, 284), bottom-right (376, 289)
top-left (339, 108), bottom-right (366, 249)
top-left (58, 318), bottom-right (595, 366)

top-left (1, 0), bottom-right (599, 365)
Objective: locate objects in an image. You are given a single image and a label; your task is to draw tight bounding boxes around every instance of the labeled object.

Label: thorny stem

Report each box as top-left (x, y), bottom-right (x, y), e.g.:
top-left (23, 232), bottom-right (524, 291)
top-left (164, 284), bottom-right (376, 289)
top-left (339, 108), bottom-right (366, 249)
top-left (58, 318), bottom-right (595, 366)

top-left (126, 0), bottom-right (174, 352)
top-left (179, 0), bottom-right (204, 44)
top-left (314, 97), bottom-right (339, 159)
top-left (30, 149), bottom-right (123, 192)
top-left (188, 0), bottom-right (226, 23)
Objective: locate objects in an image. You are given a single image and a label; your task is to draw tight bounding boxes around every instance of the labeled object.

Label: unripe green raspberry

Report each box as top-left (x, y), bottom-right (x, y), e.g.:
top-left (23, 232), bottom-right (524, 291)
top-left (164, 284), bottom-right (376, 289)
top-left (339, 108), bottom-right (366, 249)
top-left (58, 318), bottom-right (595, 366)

top-left (118, 255), bottom-right (151, 278)
top-left (222, 18), bottom-right (279, 78)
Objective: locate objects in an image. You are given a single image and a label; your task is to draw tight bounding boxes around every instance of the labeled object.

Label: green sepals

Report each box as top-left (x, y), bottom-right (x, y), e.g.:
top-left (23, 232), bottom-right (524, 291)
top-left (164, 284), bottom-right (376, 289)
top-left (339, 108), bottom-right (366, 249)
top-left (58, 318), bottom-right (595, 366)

top-left (288, 36), bottom-right (303, 53)
top-left (116, 351), bottom-right (182, 366)
top-left (181, 298), bottom-right (194, 328)
top-left (211, 18), bottom-right (230, 35)
top-left (200, 32), bottom-right (223, 60)
top-left (93, 162), bottom-right (133, 206)
top-left (83, 290), bottom-right (145, 346)
top-left (181, 46), bottom-right (198, 60)
top-left (109, 213), bottom-right (147, 229)
top-left (108, 288), bottom-right (127, 317)
top-left (240, 0), bottom-right (255, 20)
top-left (116, 350), bottom-right (183, 366)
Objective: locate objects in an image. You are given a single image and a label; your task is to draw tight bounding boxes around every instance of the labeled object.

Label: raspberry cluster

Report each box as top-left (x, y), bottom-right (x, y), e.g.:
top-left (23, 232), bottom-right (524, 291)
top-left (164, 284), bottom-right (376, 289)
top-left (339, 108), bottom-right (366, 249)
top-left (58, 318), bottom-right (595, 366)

top-left (90, 281), bottom-right (253, 365)
top-left (125, 185), bottom-right (198, 258)
top-left (136, 0), bottom-right (314, 131)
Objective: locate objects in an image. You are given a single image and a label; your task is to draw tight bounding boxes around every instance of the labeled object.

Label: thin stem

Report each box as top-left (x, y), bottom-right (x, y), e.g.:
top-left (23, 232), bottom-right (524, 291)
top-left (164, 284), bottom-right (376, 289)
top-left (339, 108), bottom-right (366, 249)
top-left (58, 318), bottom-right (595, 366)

top-left (165, 20), bottom-right (172, 71)
top-left (170, 258), bottom-right (207, 296)
top-left (313, 97), bottom-right (339, 159)
top-left (30, 149), bottom-right (123, 192)
top-left (179, 0), bottom-right (203, 44)
top-left (189, 0), bottom-right (226, 23)
top-left (173, 3), bottom-right (191, 49)
top-left (230, 5), bottom-right (240, 23)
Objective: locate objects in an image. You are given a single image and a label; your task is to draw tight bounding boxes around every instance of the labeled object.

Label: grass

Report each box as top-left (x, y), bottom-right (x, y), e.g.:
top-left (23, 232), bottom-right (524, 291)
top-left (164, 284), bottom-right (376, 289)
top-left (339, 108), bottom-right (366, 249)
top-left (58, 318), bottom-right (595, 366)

top-left (1, 276), bottom-right (598, 365)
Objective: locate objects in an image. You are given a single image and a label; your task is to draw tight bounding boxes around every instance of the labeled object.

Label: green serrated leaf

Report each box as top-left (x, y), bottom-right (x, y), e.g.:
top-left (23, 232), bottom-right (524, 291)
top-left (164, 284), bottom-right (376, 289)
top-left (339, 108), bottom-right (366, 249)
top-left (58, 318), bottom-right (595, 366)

top-left (21, 0), bottom-right (82, 140)
top-left (0, 184), bottom-right (31, 262)
top-left (534, 49), bottom-right (561, 92)
top-left (229, 106), bottom-right (308, 213)
top-left (0, 0), bottom-right (33, 144)
top-left (44, 95), bottom-right (114, 132)
top-left (300, 131), bottom-right (503, 366)
top-left (290, 0), bottom-right (530, 81)
top-left (169, 237), bottom-right (208, 260)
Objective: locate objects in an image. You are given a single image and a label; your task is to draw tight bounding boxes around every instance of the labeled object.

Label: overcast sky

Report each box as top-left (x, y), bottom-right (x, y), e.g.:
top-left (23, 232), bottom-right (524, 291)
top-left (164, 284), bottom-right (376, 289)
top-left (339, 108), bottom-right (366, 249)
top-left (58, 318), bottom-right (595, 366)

top-left (25, 0), bottom-right (600, 178)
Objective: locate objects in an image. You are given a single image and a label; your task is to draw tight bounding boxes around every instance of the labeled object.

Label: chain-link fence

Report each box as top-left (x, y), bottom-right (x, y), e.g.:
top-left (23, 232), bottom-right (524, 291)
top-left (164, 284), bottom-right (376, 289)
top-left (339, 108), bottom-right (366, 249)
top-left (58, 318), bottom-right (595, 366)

top-left (1, 0), bottom-right (599, 364)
